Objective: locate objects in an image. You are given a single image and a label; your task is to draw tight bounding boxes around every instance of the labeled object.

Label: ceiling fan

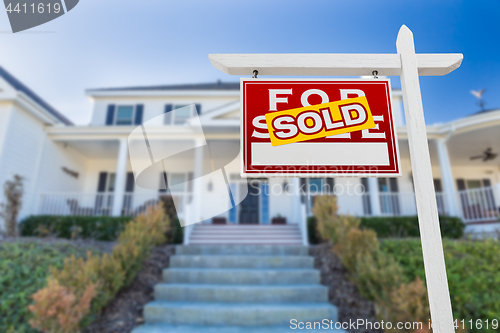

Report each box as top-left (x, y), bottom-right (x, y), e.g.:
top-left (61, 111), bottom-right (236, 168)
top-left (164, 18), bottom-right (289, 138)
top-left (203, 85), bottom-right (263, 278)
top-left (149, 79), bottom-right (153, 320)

top-left (470, 147), bottom-right (498, 162)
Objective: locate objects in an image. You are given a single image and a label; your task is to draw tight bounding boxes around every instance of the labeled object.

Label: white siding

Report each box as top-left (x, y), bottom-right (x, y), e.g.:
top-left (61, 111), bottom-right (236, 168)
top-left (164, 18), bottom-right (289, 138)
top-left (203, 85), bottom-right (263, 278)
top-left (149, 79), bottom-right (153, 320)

top-left (0, 106), bottom-right (45, 222)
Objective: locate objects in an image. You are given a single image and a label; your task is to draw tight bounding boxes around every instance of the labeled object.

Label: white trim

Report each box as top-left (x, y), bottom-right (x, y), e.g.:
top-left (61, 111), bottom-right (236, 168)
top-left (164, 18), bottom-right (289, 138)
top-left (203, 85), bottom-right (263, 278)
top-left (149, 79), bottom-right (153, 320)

top-left (209, 53), bottom-right (462, 76)
top-left (87, 90), bottom-right (240, 97)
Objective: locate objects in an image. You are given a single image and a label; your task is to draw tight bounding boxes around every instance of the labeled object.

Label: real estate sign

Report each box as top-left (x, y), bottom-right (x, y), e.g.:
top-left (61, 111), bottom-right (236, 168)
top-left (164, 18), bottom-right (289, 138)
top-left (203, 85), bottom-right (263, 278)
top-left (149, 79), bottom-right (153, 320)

top-left (241, 79), bottom-right (401, 177)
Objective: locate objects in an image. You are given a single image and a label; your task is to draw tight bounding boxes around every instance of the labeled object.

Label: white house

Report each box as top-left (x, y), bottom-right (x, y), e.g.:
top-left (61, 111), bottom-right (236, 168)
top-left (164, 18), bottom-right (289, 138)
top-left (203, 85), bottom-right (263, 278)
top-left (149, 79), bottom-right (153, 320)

top-left (0, 67), bottom-right (499, 242)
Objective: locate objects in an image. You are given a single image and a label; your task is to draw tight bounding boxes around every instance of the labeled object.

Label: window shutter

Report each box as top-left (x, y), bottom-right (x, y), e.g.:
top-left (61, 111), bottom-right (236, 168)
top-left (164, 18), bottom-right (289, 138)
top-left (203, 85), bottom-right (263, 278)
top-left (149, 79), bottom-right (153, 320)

top-left (125, 172), bottom-right (135, 192)
top-left (361, 178), bottom-right (369, 191)
top-left (433, 179), bottom-right (443, 192)
top-left (134, 104), bottom-right (144, 125)
top-left (456, 179), bottom-right (466, 191)
top-left (106, 105), bottom-right (115, 125)
top-left (326, 178), bottom-right (335, 193)
top-left (389, 178), bottom-right (399, 192)
top-left (195, 103), bottom-right (202, 115)
top-left (159, 172), bottom-right (168, 193)
top-left (97, 172), bottom-right (107, 192)
top-left (164, 104), bottom-right (173, 124)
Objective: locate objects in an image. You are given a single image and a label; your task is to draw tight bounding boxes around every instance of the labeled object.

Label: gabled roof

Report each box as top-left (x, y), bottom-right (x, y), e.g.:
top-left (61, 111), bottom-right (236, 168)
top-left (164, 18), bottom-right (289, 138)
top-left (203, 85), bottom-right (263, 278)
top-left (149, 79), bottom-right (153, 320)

top-left (0, 66), bottom-right (72, 125)
top-left (88, 80), bottom-right (240, 92)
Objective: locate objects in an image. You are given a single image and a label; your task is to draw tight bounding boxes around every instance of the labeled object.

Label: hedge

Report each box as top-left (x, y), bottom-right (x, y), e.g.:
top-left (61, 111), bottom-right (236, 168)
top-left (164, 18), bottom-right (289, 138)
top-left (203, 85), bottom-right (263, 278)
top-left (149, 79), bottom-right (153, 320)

top-left (381, 238), bottom-right (500, 333)
top-left (20, 215), bottom-right (183, 244)
top-left (308, 215), bottom-right (464, 243)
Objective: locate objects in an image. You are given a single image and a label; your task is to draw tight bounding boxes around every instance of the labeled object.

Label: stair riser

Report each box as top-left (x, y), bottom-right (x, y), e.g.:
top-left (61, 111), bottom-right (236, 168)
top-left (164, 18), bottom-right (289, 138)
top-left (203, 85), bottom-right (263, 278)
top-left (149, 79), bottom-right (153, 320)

top-left (176, 245), bottom-right (309, 256)
top-left (133, 324), bottom-right (347, 333)
top-left (171, 256), bottom-right (313, 269)
top-left (155, 285), bottom-right (328, 303)
top-left (163, 270), bottom-right (320, 285)
top-left (144, 305), bottom-right (337, 326)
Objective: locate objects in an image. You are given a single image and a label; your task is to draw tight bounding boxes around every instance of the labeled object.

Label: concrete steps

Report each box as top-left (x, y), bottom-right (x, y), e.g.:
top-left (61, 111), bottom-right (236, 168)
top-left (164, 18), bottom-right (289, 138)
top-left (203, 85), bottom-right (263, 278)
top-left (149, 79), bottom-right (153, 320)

top-left (170, 255), bottom-right (314, 269)
top-left (164, 268), bottom-right (320, 285)
top-left (188, 225), bottom-right (303, 245)
top-left (133, 324), bottom-right (346, 333)
top-left (144, 302), bottom-right (336, 326)
top-left (154, 284), bottom-right (328, 303)
top-left (177, 245), bottom-right (309, 256)
top-left (133, 244), bottom-right (344, 333)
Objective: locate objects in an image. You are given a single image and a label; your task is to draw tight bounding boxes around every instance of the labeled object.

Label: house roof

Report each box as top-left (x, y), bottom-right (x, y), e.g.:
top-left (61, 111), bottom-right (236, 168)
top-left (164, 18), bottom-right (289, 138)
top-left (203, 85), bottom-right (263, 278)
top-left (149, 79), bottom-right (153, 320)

top-left (88, 80), bottom-right (240, 92)
top-left (0, 66), bottom-right (73, 125)
top-left (471, 108), bottom-right (500, 116)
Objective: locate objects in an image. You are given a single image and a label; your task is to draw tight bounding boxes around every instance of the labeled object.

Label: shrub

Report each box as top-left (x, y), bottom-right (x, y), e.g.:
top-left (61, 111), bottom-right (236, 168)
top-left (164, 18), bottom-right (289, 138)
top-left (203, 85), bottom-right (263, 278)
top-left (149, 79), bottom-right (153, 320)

top-left (0, 242), bottom-right (96, 333)
top-left (378, 277), bottom-right (430, 333)
top-left (20, 213), bottom-right (183, 244)
top-left (359, 215), bottom-right (464, 239)
top-left (29, 278), bottom-right (97, 333)
top-left (20, 216), bottom-right (132, 241)
top-left (334, 227), bottom-right (378, 272)
top-left (350, 249), bottom-right (404, 302)
top-left (0, 174), bottom-right (24, 237)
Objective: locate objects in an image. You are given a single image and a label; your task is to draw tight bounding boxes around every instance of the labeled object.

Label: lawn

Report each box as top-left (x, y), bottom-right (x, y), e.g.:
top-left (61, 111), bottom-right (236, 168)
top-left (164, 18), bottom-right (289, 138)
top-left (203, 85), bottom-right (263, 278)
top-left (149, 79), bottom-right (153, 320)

top-left (0, 240), bottom-right (101, 333)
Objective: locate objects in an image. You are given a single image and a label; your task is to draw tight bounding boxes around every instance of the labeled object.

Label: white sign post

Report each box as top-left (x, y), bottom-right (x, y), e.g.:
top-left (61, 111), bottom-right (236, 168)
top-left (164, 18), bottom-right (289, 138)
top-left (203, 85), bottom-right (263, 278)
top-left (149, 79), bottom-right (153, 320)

top-left (210, 25), bottom-right (461, 333)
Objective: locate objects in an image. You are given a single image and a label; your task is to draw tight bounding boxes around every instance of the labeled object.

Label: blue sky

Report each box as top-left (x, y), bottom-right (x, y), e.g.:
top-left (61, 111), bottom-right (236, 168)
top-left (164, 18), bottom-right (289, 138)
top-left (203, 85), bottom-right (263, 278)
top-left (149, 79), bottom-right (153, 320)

top-left (0, 0), bottom-right (498, 124)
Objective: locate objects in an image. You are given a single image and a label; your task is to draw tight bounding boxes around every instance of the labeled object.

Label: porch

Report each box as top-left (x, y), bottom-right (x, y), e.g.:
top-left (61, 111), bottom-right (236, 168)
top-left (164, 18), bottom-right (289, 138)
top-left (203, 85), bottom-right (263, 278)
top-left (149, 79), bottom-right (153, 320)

top-left (36, 185), bottom-right (500, 225)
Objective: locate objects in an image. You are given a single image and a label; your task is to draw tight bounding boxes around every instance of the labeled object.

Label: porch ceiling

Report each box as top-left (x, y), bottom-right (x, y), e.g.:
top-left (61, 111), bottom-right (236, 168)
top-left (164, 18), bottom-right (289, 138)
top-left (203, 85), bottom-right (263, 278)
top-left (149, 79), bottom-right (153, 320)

top-left (447, 125), bottom-right (500, 166)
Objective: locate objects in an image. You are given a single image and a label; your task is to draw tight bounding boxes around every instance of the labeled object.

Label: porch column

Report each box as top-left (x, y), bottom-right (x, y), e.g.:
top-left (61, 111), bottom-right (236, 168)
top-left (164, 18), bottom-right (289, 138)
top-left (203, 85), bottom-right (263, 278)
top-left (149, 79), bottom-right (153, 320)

top-left (191, 138), bottom-right (204, 224)
top-left (435, 138), bottom-right (459, 216)
top-left (367, 177), bottom-right (382, 216)
top-left (112, 138), bottom-right (128, 216)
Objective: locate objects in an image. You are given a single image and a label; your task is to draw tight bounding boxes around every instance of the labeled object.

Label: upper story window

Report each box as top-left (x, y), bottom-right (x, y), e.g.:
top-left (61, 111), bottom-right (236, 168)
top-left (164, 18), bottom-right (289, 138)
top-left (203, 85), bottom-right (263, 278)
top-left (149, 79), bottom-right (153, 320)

top-left (106, 104), bottom-right (143, 126)
top-left (116, 106), bottom-right (134, 125)
top-left (164, 104), bottom-right (201, 125)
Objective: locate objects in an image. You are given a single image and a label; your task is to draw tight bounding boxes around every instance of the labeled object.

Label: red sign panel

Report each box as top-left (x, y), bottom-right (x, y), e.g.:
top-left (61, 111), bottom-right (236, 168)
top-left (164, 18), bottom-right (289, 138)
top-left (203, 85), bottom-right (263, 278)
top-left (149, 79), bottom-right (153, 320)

top-left (241, 79), bottom-right (401, 177)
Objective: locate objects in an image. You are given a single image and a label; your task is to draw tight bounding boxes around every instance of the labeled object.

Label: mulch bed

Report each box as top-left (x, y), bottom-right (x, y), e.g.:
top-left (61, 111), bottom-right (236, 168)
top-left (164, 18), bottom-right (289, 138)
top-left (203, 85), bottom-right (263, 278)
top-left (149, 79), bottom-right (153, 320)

top-left (310, 243), bottom-right (382, 333)
top-left (85, 244), bottom-right (175, 333)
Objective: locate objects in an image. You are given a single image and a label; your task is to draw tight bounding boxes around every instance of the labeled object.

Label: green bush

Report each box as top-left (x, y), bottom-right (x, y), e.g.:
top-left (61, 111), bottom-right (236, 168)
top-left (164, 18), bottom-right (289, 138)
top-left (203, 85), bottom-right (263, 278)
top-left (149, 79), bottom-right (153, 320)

top-left (0, 242), bottom-right (97, 333)
top-left (359, 216), bottom-right (464, 239)
top-left (308, 215), bottom-right (464, 243)
top-left (20, 215), bottom-right (183, 244)
top-left (381, 238), bottom-right (500, 333)
top-left (20, 216), bottom-right (131, 241)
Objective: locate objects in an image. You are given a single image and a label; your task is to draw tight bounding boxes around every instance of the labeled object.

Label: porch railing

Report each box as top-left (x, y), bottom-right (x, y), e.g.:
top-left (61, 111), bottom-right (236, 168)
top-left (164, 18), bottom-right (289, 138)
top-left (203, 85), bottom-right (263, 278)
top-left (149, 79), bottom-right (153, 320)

top-left (458, 187), bottom-right (499, 223)
top-left (306, 191), bottom-right (447, 217)
top-left (37, 192), bottom-right (190, 218)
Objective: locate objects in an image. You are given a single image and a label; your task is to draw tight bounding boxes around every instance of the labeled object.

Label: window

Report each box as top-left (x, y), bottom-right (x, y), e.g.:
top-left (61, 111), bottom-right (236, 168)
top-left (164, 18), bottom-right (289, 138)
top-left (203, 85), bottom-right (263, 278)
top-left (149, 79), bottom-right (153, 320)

top-left (107, 173), bottom-right (116, 192)
top-left (378, 178), bottom-right (398, 193)
top-left (164, 105), bottom-right (196, 125)
top-left (169, 173), bottom-right (187, 192)
top-left (307, 178), bottom-right (334, 194)
top-left (174, 105), bottom-right (191, 125)
top-left (115, 106), bottom-right (134, 125)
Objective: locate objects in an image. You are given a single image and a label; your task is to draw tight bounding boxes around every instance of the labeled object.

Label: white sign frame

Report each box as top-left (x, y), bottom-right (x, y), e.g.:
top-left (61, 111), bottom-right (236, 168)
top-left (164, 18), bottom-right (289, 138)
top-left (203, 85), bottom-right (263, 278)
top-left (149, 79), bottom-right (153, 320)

top-left (209, 25), bottom-right (462, 333)
top-left (239, 78), bottom-right (402, 178)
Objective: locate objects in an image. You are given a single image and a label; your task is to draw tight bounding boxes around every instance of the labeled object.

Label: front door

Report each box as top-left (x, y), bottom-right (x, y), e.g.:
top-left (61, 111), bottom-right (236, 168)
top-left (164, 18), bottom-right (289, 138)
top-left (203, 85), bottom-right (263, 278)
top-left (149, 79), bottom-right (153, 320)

top-left (239, 181), bottom-right (260, 224)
